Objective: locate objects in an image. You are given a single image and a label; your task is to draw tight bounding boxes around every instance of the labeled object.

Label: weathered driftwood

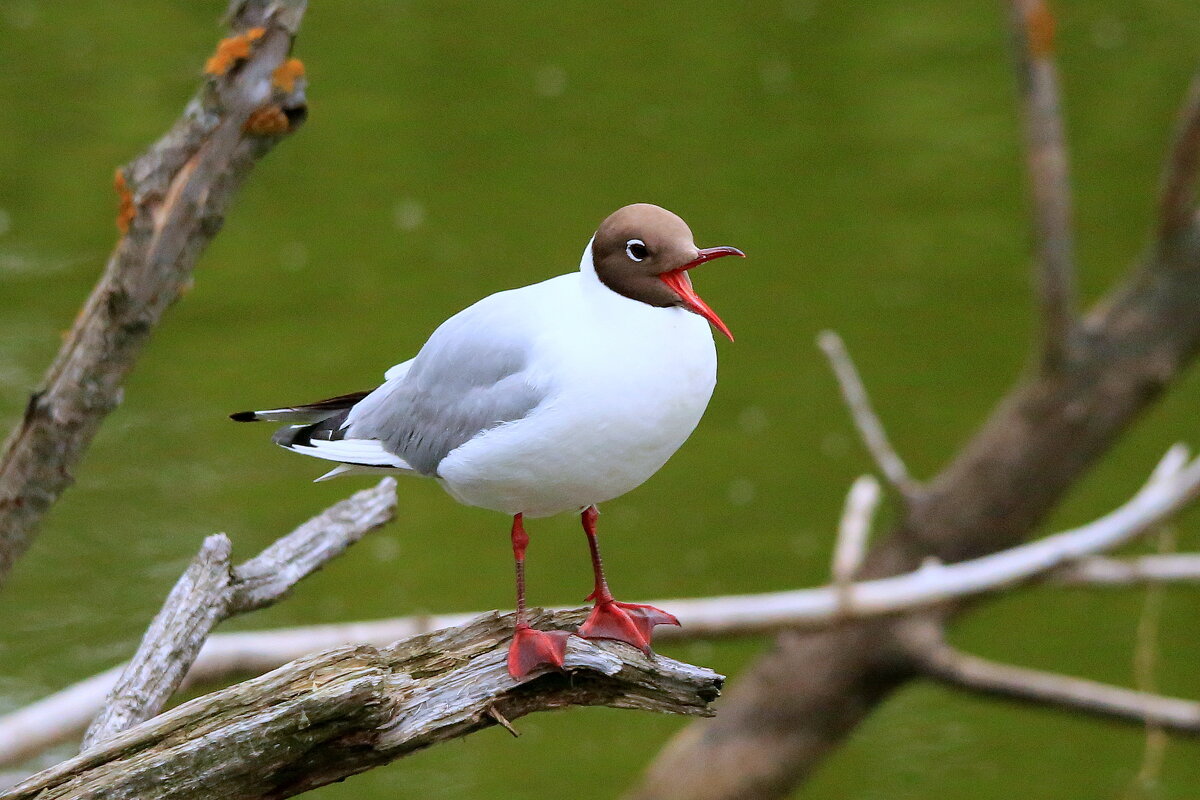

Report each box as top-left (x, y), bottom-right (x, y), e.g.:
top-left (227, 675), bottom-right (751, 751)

top-left (5, 449), bottom-right (1200, 768)
top-left (0, 0), bottom-right (309, 587)
top-left (3, 611), bottom-right (722, 800)
top-left (627, 6), bottom-right (1200, 798)
top-left (82, 479), bottom-right (396, 748)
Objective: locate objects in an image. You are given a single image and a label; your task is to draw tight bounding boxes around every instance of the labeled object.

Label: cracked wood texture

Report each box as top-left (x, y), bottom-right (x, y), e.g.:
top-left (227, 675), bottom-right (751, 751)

top-left (625, 134), bottom-right (1200, 800)
top-left (0, 0), bottom-right (308, 587)
top-left (2, 611), bottom-right (723, 800)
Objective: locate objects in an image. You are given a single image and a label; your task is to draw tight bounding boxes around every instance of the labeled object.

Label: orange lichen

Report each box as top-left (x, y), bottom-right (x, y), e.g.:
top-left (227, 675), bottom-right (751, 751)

top-left (244, 105), bottom-right (290, 136)
top-left (1026, 1), bottom-right (1056, 58)
top-left (204, 27), bottom-right (267, 76)
top-left (114, 168), bottom-right (135, 234)
top-left (271, 58), bottom-right (306, 93)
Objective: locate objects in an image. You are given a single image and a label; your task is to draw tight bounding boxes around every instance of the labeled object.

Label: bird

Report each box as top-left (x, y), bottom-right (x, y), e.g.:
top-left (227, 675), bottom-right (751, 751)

top-left (231, 203), bottom-right (743, 678)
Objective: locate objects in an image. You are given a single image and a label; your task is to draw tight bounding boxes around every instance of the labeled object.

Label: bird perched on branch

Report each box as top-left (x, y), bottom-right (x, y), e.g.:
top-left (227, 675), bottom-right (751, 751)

top-left (231, 203), bottom-right (743, 678)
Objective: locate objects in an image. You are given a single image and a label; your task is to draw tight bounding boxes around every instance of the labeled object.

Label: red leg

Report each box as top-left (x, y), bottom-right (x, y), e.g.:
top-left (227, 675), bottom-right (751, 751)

top-left (577, 505), bottom-right (679, 653)
top-left (506, 513), bottom-right (570, 679)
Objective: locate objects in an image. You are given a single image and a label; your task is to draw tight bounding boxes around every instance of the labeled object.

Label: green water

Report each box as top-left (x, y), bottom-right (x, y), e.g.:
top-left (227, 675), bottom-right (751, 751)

top-left (3, 1), bottom-right (1200, 797)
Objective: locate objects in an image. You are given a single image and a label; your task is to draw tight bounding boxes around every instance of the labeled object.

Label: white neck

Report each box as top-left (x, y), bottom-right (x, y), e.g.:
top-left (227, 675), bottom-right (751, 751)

top-left (578, 236), bottom-right (627, 304)
top-left (578, 236), bottom-right (600, 282)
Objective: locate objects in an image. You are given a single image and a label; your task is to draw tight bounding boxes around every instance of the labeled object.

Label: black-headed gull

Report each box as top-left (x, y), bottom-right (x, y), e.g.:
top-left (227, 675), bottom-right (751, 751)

top-left (232, 203), bottom-right (744, 677)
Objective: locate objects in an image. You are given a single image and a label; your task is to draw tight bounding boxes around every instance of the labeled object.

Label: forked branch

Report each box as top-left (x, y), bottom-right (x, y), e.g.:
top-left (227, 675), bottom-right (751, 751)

top-left (82, 479), bottom-right (396, 748)
top-left (4, 612), bottom-right (722, 800)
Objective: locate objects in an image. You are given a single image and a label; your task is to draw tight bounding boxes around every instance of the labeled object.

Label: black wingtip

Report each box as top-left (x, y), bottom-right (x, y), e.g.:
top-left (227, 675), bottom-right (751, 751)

top-left (229, 410), bottom-right (257, 422)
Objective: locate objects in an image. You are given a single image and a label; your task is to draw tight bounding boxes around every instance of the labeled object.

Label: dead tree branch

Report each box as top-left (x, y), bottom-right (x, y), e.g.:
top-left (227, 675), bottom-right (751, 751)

top-left (81, 479), bottom-right (396, 749)
top-left (817, 331), bottom-right (919, 497)
top-left (0, 0), bottom-right (309, 587)
top-left (1009, 0), bottom-right (1078, 364)
top-left (903, 623), bottom-right (1200, 735)
top-left (5, 450), bottom-right (1198, 769)
top-left (628, 53), bottom-right (1200, 800)
top-left (82, 535), bottom-right (235, 749)
top-left (3, 611), bottom-right (722, 800)
top-left (1159, 74), bottom-right (1200, 238)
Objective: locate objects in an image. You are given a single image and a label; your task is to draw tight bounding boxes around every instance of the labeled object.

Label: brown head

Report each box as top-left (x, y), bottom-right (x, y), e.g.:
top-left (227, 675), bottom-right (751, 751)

top-left (590, 203), bottom-right (745, 340)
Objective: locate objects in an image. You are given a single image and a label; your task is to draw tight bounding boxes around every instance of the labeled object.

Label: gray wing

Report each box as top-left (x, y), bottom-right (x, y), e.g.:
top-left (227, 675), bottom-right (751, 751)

top-left (343, 301), bottom-right (547, 475)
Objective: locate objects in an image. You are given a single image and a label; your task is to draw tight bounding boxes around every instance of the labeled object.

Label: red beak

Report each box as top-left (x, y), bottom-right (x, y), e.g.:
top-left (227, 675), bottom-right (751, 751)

top-left (659, 246), bottom-right (744, 341)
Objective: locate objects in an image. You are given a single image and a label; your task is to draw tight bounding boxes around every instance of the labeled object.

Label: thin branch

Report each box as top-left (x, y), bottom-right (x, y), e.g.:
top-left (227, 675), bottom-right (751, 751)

top-left (817, 330), bottom-right (919, 497)
top-left (1008, 0), bottom-right (1078, 364)
top-left (0, 0), bottom-right (310, 587)
top-left (832, 475), bottom-right (881, 587)
top-left (5, 611), bottom-right (723, 800)
top-left (908, 631), bottom-right (1200, 736)
top-left (1159, 73), bottom-right (1200, 238)
top-left (1053, 554), bottom-right (1200, 586)
top-left (6, 446), bottom-right (1198, 767)
top-left (81, 478), bottom-right (396, 749)
top-left (227, 479), bottom-right (397, 613)
top-left (1125, 525), bottom-right (1175, 795)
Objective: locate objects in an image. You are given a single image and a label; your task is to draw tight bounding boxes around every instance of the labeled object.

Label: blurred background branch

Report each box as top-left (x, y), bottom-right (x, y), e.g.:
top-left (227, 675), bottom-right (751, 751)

top-left (627, 4), bottom-right (1200, 792)
top-left (1008, 0), bottom-right (1078, 367)
top-left (817, 331), bottom-right (919, 500)
top-left (902, 620), bottom-right (1200, 735)
top-left (0, 0), bottom-right (308, 587)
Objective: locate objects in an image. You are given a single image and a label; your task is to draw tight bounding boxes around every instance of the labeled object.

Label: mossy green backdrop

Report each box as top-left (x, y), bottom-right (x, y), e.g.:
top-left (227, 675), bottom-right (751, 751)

top-left (3, 1), bottom-right (1200, 797)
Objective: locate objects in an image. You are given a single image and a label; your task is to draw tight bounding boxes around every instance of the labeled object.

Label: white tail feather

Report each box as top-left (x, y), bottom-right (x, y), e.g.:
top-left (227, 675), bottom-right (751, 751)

top-left (287, 438), bottom-right (414, 471)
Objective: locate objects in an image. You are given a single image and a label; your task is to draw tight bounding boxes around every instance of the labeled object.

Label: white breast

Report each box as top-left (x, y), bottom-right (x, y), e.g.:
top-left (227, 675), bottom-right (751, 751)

top-left (436, 248), bottom-right (717, 518)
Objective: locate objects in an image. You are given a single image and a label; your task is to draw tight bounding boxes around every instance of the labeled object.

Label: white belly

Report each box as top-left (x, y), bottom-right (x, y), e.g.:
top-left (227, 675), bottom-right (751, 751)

top-left (436, 302), bottom-right (717, 518)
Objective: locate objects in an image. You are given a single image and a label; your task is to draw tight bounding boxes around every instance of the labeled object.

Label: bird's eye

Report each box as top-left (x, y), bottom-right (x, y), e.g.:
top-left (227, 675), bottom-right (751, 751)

top-left (625, 239), bottom-right (649, 262)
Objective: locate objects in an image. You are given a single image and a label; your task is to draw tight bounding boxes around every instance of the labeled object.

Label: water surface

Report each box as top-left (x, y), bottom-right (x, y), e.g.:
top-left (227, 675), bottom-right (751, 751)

top-left (2, 1), bottom-right (1199, 797)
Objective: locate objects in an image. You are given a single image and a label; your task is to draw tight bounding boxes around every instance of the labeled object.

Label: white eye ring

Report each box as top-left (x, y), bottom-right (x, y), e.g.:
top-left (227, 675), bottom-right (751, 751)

top-left (625, 239), bottom-right (647, 262)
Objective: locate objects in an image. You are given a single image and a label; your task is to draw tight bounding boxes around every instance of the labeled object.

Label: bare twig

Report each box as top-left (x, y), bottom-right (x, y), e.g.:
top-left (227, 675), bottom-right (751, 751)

top-left (1054, 554), bottom-right (1200, 586)
top-left (1124, 525), bottom-right (1175, 797)
top-left (0, 0), bottom-right (310, 587)
top-left (486, 705), bottom-right (521, 738)
top-left (1008, 0), bottom-right (1077, 364)
top-left (4, 611), bottom-right (723, 800)
top-left (832, 475), bottom-right (881, 590)
top-left (227, 479), bottom-right (397, 613)
top-left (1159, 73), bottom-right (1200, 238)
top-left (5, 448), bottom-right (1197, 768)
top-left (81, 478), bottom-right (396, 749)
top-left (906, 627), bottom-right (1200, 736)
top-left (817, 331), bottom-right (919, 497)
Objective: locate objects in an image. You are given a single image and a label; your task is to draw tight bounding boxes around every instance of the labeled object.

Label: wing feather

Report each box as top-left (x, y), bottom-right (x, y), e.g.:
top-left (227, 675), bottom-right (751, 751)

top-left (345, 293), bottom-right (549, 475)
